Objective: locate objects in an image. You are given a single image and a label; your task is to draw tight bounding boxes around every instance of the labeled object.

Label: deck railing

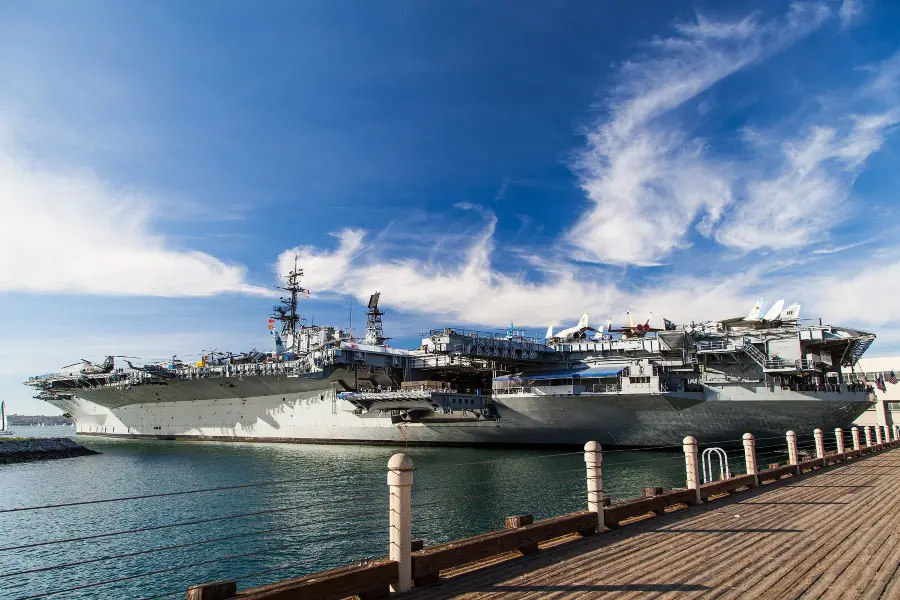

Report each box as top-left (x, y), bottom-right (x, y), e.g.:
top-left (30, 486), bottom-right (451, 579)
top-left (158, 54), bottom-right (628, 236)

top-left (183, 425), bottom-right (896, 598)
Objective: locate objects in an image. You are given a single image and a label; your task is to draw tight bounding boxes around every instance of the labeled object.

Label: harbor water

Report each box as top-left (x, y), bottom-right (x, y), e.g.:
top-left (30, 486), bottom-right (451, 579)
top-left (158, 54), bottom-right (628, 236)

top-left (1, 431), bottom-right (761, 600)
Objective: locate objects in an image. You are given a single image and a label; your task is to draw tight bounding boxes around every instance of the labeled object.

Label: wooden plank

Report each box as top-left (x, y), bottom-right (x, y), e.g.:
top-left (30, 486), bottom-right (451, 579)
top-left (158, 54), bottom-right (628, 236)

top-left (504, 514), bottom-right (533, 529)
top-left (757, 464), bottom-right (796, 482)
top-left (699, 474), bottom-right (756, 500)
top-left (235, 559), bottom-right (397, 600)
top-left (188, 581), bottom-right (237, 600)
top-left (505, 514), bottom-right (537, 554)
top-left (797, 457), bottom-right (824, 472)
top-left (604, 488), bottom-right (696, 527)
top-left (411, 511), bottom-right (597, 582)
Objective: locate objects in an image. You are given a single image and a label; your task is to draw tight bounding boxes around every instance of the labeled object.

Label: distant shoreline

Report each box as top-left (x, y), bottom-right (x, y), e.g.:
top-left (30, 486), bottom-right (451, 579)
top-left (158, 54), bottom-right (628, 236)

top-left (6, 415), bottom-right (74, 427)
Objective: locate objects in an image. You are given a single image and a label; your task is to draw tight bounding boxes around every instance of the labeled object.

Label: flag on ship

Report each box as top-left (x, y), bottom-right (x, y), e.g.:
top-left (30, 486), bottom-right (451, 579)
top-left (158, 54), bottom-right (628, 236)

top-left (889, 371), bottom-right (898, 385)
top-left (876, 374), bottom-right (887, 393)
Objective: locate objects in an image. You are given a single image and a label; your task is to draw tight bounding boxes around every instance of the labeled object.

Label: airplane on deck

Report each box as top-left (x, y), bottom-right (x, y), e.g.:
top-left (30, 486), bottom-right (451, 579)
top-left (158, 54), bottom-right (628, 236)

top-left (545, 313), bottom-right (596, 343)
top-left (606, 312), bottom-right (665, 339)
top-left (720, 298), bottom-right (802, 329)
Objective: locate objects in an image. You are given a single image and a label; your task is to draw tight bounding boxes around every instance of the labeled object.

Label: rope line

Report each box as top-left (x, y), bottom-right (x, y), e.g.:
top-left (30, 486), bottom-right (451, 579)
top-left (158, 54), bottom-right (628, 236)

top-left (0, 491), bottom-right (383, 553)
top-left (0, 508), bottom-right (386, 579)
top-left (16, 526), bottom-right (387, 600)
top-left (0, 471), bottom-right (371, 514)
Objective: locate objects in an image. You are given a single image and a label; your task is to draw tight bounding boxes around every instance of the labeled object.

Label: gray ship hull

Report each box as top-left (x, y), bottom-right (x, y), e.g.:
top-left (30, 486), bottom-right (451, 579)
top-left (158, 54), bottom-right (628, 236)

top-left (50, 385), bottom-right (872, 447)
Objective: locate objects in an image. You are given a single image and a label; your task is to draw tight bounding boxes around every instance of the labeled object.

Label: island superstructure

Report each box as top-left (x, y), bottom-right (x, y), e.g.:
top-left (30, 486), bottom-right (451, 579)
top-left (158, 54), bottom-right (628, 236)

top-left (25, 267), bottom-right (878, 446)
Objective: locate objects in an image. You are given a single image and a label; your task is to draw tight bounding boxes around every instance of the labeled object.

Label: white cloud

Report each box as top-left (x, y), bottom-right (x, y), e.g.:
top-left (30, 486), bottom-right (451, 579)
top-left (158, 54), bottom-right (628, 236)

top-left (276, 229), bottom-right (366, 293)
top-left (787, 259), bottom-right (900, 328)
top-left (716, 112), bottom-right (899, 251)
top-left (567, 3), bottom-right (830, 266)
top-left (278, 211), bottom-right (760, 328)
top-left (267, 4), bottom-right (900, 337)
top-left (811, 241), bottom-right (870, 255)
top-left (0, 143), bottom-right (268, 297)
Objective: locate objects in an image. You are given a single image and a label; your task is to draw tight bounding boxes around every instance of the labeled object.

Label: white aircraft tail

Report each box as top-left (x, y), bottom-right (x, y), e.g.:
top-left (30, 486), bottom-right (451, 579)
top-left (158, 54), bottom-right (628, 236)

top-left (762, 299), bottom-right (784, 321)
top-left (577, 312), bottom-right (589, 329)
top-left (645, 312), bottom-right (652, 327)
top-left (626, 311), bottom-right (635, 328)
top-left (545, 325), bottom-right (554, 339)
top-left (606, 317), bottom-right (612, 333)
top-left (745, 297), bottom-right (766, 320)
top-left (779, 303), bottom-right (801, 321)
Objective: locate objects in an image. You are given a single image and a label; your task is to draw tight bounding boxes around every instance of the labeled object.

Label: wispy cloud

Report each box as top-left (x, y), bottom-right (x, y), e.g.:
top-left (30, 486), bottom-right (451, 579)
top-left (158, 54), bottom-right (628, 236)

top-left (567, 3), bottom-right (830, 266)
top-left (269, 4), bottom-right (900, 337)
top-left (716, 111), bottom-right (899, 250)
top-left (277, 229), bottom-right (366, 293)
top-left (811, 240), bottom-right (870, 255)
top-left (0, 138), bottom-right (268, 297)
top-left (839, 0), bottom-right (866, 28)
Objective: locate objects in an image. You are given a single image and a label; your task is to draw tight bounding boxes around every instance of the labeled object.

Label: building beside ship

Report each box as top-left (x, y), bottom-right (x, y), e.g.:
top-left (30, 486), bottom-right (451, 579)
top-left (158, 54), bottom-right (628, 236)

top-left (24, 268), bottom-right (881, 447)
top-left (846, 357), bottom-right (900, 433)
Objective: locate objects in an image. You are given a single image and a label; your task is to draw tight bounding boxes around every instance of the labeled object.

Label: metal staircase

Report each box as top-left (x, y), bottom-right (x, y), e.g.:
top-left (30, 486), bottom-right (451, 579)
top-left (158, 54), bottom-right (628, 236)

top-left (741, 340), bottom-right (767, 368)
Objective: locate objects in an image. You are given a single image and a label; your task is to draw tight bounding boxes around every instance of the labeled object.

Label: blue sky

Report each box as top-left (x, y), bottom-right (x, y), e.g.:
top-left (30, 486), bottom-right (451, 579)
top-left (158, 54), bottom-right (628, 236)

top-left (2, 0), bottom-right (900, 414)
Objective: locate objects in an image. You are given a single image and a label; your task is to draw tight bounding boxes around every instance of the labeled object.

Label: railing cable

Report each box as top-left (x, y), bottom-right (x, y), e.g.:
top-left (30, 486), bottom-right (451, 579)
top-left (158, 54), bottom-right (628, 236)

top-left (0, 490), bottom-right (383, 553)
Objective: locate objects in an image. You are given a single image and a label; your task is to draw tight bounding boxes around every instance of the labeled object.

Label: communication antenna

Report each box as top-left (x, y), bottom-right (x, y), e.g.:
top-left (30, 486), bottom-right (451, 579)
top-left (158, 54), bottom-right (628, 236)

top-left (362, 292), bottom-right (389, 345)
top-left (272, 255), bottom-right (308, 352)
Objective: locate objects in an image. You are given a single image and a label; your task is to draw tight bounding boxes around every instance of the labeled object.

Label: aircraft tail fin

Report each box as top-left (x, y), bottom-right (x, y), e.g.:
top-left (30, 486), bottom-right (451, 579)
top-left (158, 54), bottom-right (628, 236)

top-left (762, 299), bottom-right (785, 321)
top-left (545, 325), bottom-right (554, 339)
top-left (745, 297), bottom-right (766, 320)
top-left (577, 312), bottom-right (589, 329)
top-left (779, 303), bottom-right (801, 321)
top-left (626, 311), bottom-right (635, 328)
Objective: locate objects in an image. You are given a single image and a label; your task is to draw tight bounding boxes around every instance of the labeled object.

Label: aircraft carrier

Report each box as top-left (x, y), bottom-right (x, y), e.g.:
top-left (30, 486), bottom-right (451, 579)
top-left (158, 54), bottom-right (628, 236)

top-left (25, 265), bottom-right (878, 447)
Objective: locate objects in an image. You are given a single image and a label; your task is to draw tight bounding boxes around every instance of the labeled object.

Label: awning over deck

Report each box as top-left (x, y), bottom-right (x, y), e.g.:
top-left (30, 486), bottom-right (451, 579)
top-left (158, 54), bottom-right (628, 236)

top-left (493, 366), bottom-right (624, 382)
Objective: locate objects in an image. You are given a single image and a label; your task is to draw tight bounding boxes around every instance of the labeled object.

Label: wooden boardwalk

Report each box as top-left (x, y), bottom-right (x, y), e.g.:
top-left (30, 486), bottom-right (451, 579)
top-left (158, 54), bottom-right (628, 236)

top-left (402, 449), bottom-right (900, 600)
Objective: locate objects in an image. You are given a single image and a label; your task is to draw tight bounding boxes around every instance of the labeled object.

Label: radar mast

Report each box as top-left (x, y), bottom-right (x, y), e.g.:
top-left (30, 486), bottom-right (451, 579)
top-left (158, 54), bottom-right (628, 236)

top-left (272, 256), bottom-right (309, 353)
top-left (362, 292), bottom-right (389, 346)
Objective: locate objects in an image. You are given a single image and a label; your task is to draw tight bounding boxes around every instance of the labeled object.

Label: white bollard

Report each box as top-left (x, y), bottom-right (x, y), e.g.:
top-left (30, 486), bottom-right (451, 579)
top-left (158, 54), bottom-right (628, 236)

top-left (743, 433), bottom-right (758, 486)
top-left (851, 426), bottom-right (860, 451)
top-left (865, 426), bottom-right (873, 448)
top-left (584, 441), bottom-right (603, 532)
top-left (876, 425), bottom-right (884, 445)
top-left (814, 428), bottom-right (825, 460)
top-left (683, 436), bottom-right (701, 505)
top-left (786, 430), bottom-right (799, 473)
top-left (388, 453), bottom-right (413, 593)
top-left (835, 428), bottom-right (845, 455)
